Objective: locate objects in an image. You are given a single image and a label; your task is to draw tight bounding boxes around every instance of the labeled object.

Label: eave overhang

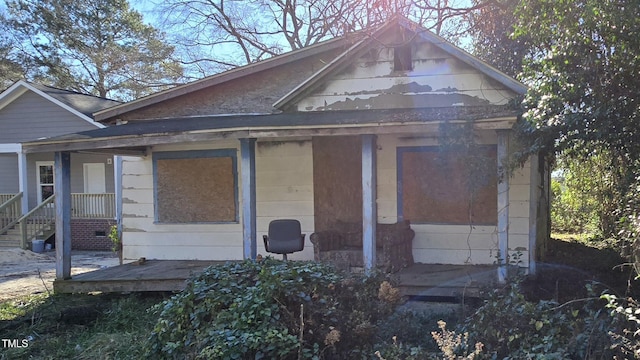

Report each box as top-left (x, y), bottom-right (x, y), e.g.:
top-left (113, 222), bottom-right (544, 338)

top-left (23, 107), bottom-right (519, 154)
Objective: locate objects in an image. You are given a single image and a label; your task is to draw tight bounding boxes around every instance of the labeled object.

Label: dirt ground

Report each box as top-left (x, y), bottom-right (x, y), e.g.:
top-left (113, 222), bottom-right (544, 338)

top-left (0, 249), bottom-right (119, 302)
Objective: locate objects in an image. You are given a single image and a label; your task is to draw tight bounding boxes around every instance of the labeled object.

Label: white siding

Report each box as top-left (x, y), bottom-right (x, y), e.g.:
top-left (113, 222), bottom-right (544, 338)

top-left (256, 140), bottom-right (315, 260)
top-left (121, 140), bottom-right (316, 261)
top-left (296, 42), bottom-right (518, 112)
top-left (376, 133), bottom-right (531, 266)
top-left (120, 135), bottom-right (531, 265)
top-left (121, 141), bottom-right (241, 260)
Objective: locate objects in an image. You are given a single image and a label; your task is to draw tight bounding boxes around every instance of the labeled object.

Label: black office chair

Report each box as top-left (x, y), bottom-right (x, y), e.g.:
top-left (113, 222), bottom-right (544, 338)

top-left (263, 219), bottom-right (305, 260)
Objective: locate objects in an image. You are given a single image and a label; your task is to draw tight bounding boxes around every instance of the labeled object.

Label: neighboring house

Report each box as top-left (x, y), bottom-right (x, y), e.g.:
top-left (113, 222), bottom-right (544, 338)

top-left (24, 16), bottom-right (550, 281)
top-left (0, 81), bottom-right (120, 250)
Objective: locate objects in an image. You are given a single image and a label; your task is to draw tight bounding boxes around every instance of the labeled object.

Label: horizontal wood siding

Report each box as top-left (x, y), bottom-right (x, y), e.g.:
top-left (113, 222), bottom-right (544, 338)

top-left (121, 142), bottom-right (243, 261)
top-left (377, 133), bottom-right (531, 266)
top-left (256, 140), bottom-right (315, 260)
top-left (296, 42), bottom-right (518, 111)
top-left (0, 90), bottom-right (98, 143)
top-left (121, 140), bottom-right (316, 261)
top-left (0, 154), bottom-right (19, 193)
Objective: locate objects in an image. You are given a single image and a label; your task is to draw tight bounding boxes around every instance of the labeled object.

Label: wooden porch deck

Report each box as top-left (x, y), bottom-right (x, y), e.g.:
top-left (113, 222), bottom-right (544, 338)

top-left (53, 260), bottom-right (499, 298)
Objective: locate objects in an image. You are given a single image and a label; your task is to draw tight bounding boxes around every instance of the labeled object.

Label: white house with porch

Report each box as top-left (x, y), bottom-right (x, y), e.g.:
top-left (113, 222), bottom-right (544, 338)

top-left (22, 16), bottom-right (549, 286)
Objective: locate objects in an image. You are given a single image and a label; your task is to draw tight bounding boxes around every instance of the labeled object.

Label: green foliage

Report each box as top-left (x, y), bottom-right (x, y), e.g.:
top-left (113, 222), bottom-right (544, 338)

top-left (510, 0), bottom-right (640, 255)
top-left (377, 306), bottom-right (459, 351)
top-left (468, 0), bottom-right (534, 78)
top-left (602, 293), bottom-right (640, 357)
top-left (462, 280), bottom-right (621, 359)
top-left (374, 336), bottom-right (427, 360)
top-left (0, 293), bottom-right (160, 360)
top-left (145, 258), bottom-right (400, 359)
top-left (2, 0), bottom-right (183, 100)
top-left (108, 224), bottom-right (121, 252)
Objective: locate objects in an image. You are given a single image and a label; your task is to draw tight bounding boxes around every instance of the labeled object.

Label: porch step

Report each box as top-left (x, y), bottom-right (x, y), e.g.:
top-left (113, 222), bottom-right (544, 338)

top-left (0, 223), bottom-right (55, 248)
top-left (394, 264), bottom-right (497, 299)
top-left (0, 227), bottom-right (21, 247)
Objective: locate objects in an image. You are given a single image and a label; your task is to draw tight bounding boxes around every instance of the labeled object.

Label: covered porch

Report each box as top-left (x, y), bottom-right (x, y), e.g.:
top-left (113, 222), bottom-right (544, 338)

top-left (53, 259), bottom-right (497, 298)
top-left (21, 109), bottom-right (541, 287)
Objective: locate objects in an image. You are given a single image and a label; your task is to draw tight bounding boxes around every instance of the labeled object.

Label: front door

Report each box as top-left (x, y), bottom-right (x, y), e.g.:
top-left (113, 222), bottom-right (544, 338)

top-left (83, 163), bottom-right (106, 193)
top-left (36, 161), bottom-right (54, 204)
top-left (83, 163), bottom-right (107, 216)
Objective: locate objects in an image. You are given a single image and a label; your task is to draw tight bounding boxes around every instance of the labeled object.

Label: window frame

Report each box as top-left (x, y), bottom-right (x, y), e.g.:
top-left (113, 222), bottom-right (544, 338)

top-left (152, 149), bottom-right (239, 224)
top-left (396, 145), bottom-right (497, 226)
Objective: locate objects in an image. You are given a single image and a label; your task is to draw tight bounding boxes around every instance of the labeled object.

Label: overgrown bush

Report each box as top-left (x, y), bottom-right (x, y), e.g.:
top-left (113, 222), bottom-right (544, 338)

top-left (376, 306), bottom-right (459, 351)
top-left (461, 280), bottom-right (620, 359)
top-left (145, 258), bottom-right (400, 359)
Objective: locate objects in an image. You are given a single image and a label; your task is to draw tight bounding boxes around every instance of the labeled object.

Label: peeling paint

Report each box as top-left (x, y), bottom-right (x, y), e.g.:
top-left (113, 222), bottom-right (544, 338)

top-left (435, 86), bottom-right (459, 93)
top-left (122, 213), bottom-right (149, 218)
top-left (122, 197), bottom-right (138, 204)
top-left (122, 227), bottom-right (146, 232)
top-left (343, 81), bottom-right (433, 96)
top-left (317, 93), bottom-right (491, 111)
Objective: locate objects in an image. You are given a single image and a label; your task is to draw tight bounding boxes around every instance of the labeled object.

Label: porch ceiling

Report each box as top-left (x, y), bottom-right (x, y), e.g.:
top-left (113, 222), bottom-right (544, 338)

top-left (22, 106), bottom-right (518, 154)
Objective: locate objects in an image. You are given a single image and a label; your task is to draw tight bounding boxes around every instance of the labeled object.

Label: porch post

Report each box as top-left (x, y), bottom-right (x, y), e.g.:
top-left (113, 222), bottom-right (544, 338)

top-left (240, 138), bottom-right (257, 260)
top-left (114, 156), bottom-right (123, 235)
top-left (528, 154), bottom-right (540, 276)
top-left (55, 151), bottom-right (72, 280)
top-left (362, 135), bottom-right (377, 273)
top-left (18, 149), bottom-right (28, 215)
top-left (497, 130), bottom-right (510, 283)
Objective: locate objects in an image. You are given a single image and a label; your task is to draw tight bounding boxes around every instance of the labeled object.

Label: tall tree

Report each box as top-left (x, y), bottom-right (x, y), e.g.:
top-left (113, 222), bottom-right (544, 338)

top-left (154, 0), bottom-right (495, 77)
top-left (2, 0), bottom-right (183, 100)
top-left (0, 33), bottom-right (26, 90)
top-left (512, 0), bottom-right (640, 240)
top-left (467, 0), bottom-right (536, 78)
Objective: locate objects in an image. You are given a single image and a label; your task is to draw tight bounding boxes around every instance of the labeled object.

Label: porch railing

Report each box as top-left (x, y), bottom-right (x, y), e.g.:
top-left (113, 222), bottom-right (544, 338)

top-left (8, 193), bottom-right (116, 248)
top-left (71, 193), bottom-right (116, 219)
top-left (0, 192), bottom-right (22, 235)
top-left (20, 195), bottom-right (56, 249)
top-left (0, 193), bottom-right (17, 205)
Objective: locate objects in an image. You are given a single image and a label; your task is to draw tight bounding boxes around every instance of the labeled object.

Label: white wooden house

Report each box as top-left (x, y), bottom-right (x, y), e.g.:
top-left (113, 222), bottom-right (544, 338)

top-left (22, 17), bottom-right (549, 281)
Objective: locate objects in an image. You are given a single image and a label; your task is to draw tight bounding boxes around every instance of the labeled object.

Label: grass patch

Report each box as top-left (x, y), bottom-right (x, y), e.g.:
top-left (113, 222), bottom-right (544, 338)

top-left (0, 292), bottom-right (164, 360)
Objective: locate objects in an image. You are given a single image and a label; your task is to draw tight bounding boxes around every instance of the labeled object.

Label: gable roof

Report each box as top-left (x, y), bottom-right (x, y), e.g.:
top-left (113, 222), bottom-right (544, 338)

top-left (273, 16), bottom-right (527, 110)
top-left (0, 81), bottom-right (120, 128)
top-left (93, 35), bottom-right (365, 122)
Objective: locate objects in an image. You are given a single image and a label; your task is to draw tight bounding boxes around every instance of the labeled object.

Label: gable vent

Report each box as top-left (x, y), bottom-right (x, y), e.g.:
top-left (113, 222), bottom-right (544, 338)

top-left (394, 45), bottom-right (413, 71)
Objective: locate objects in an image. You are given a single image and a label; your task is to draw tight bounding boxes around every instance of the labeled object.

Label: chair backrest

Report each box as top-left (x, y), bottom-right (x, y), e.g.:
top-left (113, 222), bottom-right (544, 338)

top-left (267, 219), bottom-right (304, 254)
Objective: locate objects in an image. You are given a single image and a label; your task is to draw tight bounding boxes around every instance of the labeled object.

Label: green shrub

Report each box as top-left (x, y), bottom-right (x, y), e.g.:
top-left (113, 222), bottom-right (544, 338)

top-left (376, 306), bottom-right (459, 351)
top-left (461, 280), bottom-right (618, 359)
top-left (145, 258), bottom-right (400, 359)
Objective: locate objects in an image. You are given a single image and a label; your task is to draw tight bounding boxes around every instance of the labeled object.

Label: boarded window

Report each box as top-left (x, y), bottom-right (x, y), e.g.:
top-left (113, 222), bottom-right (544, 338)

top-left (397, 146), bottom-right (497, 225)
top-left (153, 150), bottom-right (237, 223)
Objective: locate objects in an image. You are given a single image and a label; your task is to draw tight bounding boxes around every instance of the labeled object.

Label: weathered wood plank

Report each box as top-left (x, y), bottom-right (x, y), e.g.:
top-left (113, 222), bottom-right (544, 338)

top-left (528, 154), bottom-right (540, 276)
top-left (18, 151), bottom-right (28, 216)
top-left (362, 134), bottom-right (377, 273)
top-left (55, 152), bottom-right (72, 280)
top-left (497, 130), bottom-right (510, 283)
top-left (53, 260), bottom-right (224, 293)
top-left (240, 138), bottom-right (257, 259)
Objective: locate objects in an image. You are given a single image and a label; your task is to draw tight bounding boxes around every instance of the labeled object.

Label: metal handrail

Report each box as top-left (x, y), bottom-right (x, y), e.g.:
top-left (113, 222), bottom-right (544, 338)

top-left (0, 193), bottom-right (23, 235)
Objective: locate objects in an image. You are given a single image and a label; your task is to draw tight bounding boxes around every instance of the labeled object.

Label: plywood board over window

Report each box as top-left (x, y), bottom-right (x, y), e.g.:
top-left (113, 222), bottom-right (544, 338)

top-left (397, 146), bottom-right (497, 225)
top-left (153, 149), bottom-right (238, 223)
